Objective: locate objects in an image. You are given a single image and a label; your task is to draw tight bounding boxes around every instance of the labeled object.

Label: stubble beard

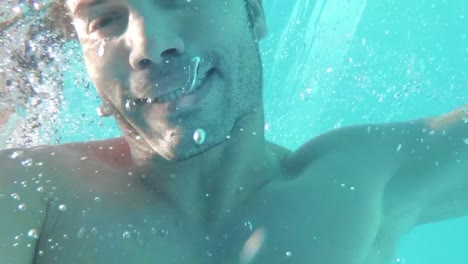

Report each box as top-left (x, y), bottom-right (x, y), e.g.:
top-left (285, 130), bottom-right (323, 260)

top-left (159, 38), bottom-right (264, 162)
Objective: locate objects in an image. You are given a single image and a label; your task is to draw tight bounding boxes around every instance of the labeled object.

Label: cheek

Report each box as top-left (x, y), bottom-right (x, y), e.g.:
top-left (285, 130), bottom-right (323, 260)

top-left (82, 43), bottom-right (132, 106)
top-left (83, 41), bottom-right (128, 82)
top-left (80, 38), bottom-right (103, 78)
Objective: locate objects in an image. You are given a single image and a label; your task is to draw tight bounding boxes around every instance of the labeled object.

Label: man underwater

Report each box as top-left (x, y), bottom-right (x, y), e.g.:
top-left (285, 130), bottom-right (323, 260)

top-left (1, 0), bottom-right (467, 263)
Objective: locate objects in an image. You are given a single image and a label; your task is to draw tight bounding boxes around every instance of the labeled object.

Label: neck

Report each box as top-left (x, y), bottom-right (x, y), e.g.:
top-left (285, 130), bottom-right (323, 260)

top-left (128, 113), bottom-right (289, 230)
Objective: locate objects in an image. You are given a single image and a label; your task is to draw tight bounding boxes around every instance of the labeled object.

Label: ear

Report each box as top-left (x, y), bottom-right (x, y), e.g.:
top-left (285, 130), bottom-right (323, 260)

top-left (246, 0), bottom-right (268, 40)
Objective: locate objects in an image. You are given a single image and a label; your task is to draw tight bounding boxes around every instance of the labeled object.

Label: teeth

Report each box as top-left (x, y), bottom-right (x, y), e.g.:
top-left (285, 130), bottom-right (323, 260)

top-left (154, 76), bottom-right (205, 103)
top-left (140, 56), bottom-right (211, 104)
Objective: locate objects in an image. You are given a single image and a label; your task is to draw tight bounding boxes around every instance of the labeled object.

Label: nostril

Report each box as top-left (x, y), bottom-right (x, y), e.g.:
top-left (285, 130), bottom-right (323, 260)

top-left (139, 59), bottom-right (152, 69)
top-left (163, 48), bottom-right (179, 56)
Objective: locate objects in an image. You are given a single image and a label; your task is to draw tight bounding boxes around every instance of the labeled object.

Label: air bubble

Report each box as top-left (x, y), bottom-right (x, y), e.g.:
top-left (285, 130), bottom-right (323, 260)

top-left (125, 100), bottom-right (137, 112)
top-left (28, 229), bottom-right (38, 239)
top-left (77, 227), bottom-right (86, 239)
top-left (159, 229), bottom-right (169, 237)
top-left (122, 231), bottom-right (131, 239)
top-left (13, 5), bottom-right (22, 14)
top-left (193, 129), bottom-right (206, 145)
top-left (58, 204), bottom-right (67, 211)
top-left (18, 204), bottom-right (26, 211)
top-left (9, 151), bottom-right (23, 159)
top-left (245, 221), bottom-right (253, 231)
top-left (21, 158), bottom-right (33, 167)
top-left (188, 56), bottom-right (201, 91)
top-left (33, 2), bottom-right (41, 10)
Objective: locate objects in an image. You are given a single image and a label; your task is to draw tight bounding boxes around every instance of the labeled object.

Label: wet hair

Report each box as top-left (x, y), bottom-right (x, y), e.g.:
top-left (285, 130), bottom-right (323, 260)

top-left (49, 0), bottom-right (75, 39)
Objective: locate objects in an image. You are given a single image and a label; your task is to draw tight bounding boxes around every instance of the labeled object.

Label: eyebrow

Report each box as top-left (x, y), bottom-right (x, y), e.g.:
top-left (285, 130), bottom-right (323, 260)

top-left (73, 0), bottom-right (107, 16)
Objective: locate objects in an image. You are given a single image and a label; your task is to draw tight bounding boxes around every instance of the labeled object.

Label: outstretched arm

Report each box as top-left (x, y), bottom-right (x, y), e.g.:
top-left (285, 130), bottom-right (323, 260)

top-left (383, 105), bottom-right (468, 225)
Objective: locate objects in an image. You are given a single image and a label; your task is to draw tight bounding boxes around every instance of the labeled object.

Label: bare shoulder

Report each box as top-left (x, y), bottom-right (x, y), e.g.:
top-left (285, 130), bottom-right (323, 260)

top-left (3, 137), bottom-right (132, 170)
top-left (284, 123), bottom-right (405, 177)
top-left (0, 137), bottom-right (131, 262)
top-left (0, 147), bottom-right (52, 263)
top-left (283, 114), bottom-right (467, 220)
top-left (60, 137), bottom-right (133, 169)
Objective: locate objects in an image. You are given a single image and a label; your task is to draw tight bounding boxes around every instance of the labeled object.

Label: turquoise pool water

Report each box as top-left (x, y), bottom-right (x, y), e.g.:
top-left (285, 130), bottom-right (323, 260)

top-left (1, 0), bottom-right (467, 263)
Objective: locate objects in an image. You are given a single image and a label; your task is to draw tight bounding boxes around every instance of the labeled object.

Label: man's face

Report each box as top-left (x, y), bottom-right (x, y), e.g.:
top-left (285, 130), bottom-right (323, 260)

top-left (67, 0), bottom-right (266, 161)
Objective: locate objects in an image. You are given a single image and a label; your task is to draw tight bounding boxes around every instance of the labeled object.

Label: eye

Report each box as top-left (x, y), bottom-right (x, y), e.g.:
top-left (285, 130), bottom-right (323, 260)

top-left (88, 15), bottom-right (124, 33)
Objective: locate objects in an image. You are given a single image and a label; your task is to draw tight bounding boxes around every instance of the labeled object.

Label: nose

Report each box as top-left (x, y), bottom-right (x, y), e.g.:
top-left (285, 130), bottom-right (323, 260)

top-left (127, 15), bottom-right (185, 70)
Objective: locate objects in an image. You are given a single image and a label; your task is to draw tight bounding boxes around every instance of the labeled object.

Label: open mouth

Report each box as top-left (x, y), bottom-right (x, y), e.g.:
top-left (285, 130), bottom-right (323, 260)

top-left (126, 57), bottom-right (213, 110)
top-left (152, 67), bottom-right (213, 104)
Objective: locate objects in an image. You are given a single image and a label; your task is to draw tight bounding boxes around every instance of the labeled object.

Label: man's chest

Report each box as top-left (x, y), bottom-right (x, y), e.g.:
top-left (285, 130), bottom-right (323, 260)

top-left (35, 174), bottom-right (384, 264)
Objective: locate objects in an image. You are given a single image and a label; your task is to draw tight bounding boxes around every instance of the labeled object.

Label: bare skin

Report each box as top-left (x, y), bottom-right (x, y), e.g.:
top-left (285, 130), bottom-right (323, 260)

top-left (0, 75), bottom-right (13, 129)
top-left (0, 109), bottom-right (13, 128)
top-left (0, 0), bottom-right (467, 263)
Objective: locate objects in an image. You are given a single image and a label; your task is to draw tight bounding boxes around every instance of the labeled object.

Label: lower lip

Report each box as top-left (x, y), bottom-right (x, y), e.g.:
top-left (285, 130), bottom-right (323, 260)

top-left (173, 70), bottom-right (215, 108)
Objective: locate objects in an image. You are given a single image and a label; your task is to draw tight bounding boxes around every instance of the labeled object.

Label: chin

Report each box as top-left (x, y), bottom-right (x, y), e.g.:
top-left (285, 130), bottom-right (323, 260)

top-left (150, 131), bottom-right (228, 162)
top-left (167, 140), bottom-right (228, 162)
